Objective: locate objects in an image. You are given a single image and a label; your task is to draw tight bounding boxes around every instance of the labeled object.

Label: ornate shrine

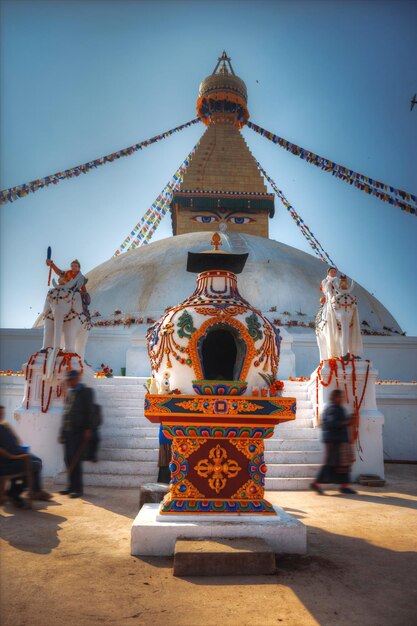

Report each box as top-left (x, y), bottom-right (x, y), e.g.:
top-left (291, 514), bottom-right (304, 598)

top-left (144, 234), bottom-right (296, 514)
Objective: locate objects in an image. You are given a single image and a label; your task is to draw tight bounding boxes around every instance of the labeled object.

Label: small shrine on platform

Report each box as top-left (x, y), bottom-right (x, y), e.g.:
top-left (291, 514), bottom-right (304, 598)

top-left (132, 235), bottom-right (306, 554)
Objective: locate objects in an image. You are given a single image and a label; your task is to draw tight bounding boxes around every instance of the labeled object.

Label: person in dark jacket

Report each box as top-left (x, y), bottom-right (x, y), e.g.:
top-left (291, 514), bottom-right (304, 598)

top-left (0, 406), bottom-right (52, 507)
top-left (58, 371), bottom-right (93, 498)
top-left (157, 424), bottom-right (172, 484)
top-left (84, 403), bottom-right (102, 463)
top-left (310, 389), bottom-right (357, 495)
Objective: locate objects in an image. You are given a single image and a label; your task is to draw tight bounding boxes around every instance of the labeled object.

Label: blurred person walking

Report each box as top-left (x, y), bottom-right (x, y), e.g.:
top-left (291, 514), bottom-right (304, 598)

top-left (310, 389), bottom-right (357, 495)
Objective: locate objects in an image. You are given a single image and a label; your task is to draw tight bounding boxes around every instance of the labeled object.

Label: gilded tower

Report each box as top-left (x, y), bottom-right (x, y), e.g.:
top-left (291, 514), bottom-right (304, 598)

top-left (171, 52), bottom-right (275, 238)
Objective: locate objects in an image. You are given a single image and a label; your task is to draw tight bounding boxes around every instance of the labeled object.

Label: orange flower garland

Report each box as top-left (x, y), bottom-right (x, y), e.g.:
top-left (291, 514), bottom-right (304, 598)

top-left (315, 355), bottom-right (370, 442)
top-left (24, 350), bottom-right (84, 413)
top-left (269, 380), bottom-right (284, 395)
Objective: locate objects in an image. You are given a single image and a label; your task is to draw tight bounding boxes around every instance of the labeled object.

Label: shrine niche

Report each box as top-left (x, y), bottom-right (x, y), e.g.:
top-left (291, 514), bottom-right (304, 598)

top-left (144, 234), bottom-right (296, 515)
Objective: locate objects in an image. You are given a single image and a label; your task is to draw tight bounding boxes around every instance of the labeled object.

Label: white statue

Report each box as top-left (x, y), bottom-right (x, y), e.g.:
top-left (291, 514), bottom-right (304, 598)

top-left (149, 377), bottom-right (159, 394)
top-left (316, 268), bottom-right (363, 361)
top-left (41, 258), bottom-right (91, 378)
top-left (159, 370), bottom-right (171, 394)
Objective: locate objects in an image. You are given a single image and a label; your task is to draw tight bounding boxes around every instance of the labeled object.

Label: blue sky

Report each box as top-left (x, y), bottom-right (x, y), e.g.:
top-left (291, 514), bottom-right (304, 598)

top-left (1, 0), bottom-right (416, 333)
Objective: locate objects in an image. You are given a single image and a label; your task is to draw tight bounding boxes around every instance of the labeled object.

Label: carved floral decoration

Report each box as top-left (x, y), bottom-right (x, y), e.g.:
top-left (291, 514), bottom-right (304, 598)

top-left (245, 312), bottom-right (263, 341)
top-left (177, 310), bottom-right (197, 339)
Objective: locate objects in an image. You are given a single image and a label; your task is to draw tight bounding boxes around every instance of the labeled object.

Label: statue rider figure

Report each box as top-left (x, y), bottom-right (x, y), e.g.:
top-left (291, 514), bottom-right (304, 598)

top-left (46, 258), bottom-right (91, 316)
top-left (316, 267), bottom-right (363, 361)
top-left (41, 258), bottom-right (91, 359)
top-left (317, 267), bottom-right (340, 360)
top-left (320, 266), bottom-right (339, 301)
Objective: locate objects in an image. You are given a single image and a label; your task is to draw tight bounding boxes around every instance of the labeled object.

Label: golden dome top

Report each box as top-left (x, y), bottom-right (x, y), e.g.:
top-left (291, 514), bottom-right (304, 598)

top-left (199, 65), bottom-right (248, 103)
top-left (197, 52), bottom-right (249, 128)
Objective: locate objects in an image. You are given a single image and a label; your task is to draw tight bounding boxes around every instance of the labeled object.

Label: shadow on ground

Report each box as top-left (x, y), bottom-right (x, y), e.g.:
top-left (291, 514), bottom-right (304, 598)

top-left (80, 487), bottom-right (139, 519)
top-left (0, 502), bottom-right (66, 554)
top-left (168, 525), bottom-right (417, 625)
top-left (1, 464), bottom-right (415, 625)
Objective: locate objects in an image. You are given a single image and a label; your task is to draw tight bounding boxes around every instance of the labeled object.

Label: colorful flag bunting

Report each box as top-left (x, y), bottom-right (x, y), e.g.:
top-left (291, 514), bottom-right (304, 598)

top-left (247, 121), bottom-right (416, 216)
top-left (113, 140), bottom-right (200, 256)
top-left (0, 117), bottom-right (202, 205)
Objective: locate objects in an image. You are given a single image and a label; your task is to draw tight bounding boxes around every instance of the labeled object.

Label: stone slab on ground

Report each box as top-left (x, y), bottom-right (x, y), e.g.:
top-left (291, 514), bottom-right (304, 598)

top-left (138, 482), bottom-right (169, 509)
top-left (173, 537), bottom-right (276, 577)
top-left (131, 503), bottom-right (307, 556)
top-left (358, 474), bottom-right (386, 487)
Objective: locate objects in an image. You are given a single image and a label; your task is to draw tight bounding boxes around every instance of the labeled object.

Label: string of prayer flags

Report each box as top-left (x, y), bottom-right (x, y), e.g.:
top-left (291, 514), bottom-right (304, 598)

top-left (255, 160), bottom-right (336, 266)
top-left (0, 118), bottom-right (202, 206)
top-left (247, 121), bottom-right (417, 216)
top-left (113, 142), bottom-right (199, 255)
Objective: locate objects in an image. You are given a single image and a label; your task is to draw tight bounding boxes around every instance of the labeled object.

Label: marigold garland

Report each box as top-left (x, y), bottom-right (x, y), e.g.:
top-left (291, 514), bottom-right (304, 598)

top-left (315, 355), bottom-right (370, 443)
top-left (24, 350), bottom-right (84, 413)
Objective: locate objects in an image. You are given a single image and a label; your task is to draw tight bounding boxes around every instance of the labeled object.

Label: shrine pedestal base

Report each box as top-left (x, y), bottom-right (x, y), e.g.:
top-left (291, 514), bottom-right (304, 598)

top-left (131, 503), bottom-right (307, 557)
top-left (144, 394), bottom-right (297, 515)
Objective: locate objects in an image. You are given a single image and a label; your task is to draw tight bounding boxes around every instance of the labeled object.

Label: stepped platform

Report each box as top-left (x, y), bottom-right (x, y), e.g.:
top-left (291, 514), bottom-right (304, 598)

top-left (131, 503), bottom-right (307, 556)
top-left (55, 377), bottom-right (323, 490)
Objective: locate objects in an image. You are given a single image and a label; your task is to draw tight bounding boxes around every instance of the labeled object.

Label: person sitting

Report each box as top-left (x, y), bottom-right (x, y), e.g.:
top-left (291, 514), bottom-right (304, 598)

top-left (0, 406), bottom-right (52, 507)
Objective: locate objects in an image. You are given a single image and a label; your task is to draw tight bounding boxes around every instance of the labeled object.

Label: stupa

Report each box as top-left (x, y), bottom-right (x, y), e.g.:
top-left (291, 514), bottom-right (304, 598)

top-left (82, 52), bottom-right (401, 343)
top-left (9, 51), bottom-right (412, 492)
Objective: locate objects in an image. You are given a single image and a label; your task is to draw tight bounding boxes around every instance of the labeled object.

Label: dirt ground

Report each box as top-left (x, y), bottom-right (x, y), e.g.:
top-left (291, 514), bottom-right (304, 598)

top-left (1, 464), bottom-right (416, 626)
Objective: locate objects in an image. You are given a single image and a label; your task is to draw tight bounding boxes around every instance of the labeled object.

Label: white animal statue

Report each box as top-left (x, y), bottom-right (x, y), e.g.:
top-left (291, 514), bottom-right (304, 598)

top-left (42, 273), bottom-right (91, 379)
top-left (316, 270), bottom-right (363, 361)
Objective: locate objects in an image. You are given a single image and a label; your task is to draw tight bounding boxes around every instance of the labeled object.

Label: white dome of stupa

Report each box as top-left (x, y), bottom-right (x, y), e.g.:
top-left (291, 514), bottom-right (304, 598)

top-left (80, 232), bottom-right (401, 336)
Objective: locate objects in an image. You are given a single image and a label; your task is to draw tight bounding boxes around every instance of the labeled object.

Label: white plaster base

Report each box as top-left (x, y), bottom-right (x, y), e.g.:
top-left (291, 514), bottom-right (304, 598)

top-left (131, 503), bottom-right (307, 556)
top-left (13, 407), bottom-right (65, 477)
top-left (12, 355), bottom-right (95, 477)
top-left (309, 359), bottom-right (385, 480)
top-left (351, 410), bottom-right (385, 480)
top-left (275, 326), bottom-right (296, 379)
top-left (126, 327), bottom-right (150, 377)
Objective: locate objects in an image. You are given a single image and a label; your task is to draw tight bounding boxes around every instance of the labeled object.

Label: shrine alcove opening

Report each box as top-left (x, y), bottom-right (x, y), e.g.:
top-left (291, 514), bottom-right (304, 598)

top-left (199, 324), bottom-right (246, 381)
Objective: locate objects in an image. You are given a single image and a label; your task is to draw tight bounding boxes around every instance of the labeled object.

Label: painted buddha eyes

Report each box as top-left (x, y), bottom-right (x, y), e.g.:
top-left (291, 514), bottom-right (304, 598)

top-left (192, 216), bottom-right (255, 224)
top-left (228, 216), bottom-right (254, 224)
top-left (193, 216), bottom-right (219, 223)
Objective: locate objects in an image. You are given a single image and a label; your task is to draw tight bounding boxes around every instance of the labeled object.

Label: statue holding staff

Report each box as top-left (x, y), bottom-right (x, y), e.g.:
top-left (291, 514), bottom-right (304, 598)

top-left (41, 253), bottom-right (91, 366)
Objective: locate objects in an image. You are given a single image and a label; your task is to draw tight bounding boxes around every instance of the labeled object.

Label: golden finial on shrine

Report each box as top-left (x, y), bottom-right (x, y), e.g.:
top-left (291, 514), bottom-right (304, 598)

top-left (211, 232), bottom-right (222, 251)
